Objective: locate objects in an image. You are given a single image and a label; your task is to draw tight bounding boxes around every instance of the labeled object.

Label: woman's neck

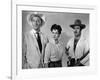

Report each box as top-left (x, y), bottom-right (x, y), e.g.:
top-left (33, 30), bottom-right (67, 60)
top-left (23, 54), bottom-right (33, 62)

top-left (54, 39), bottom-right (59, 44)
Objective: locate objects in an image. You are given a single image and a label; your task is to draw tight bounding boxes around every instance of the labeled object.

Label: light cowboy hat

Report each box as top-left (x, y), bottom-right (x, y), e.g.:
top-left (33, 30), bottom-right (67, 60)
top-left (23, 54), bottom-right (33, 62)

top-left (70, 19), bottom-right (86, 30)
top-left (27, 12), bottom-right (46, 26)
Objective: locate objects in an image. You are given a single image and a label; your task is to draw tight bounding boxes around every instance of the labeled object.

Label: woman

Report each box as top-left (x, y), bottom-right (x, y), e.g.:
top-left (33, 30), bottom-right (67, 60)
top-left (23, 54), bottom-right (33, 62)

top-left (44, 24), bottom-right (65, 68)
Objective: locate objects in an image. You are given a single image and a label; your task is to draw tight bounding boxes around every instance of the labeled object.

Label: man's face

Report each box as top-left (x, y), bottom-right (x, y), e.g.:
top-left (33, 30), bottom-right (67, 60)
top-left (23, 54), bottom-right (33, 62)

top-left (73, 26), bottom-right (81, 37)
top-left (31, 16), bottom-right (42, 31)
top-left (52, 29), bottom-right (60, 41)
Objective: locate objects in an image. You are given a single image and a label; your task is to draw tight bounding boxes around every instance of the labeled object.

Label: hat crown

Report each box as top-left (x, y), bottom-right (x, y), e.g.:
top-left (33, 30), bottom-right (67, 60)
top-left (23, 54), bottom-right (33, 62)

top-left (27, 12), bottom-right (45, 26)
top-left (70, 19), bottom-right (86, 29)
top-left (74, 19), bottom-right (82, 25)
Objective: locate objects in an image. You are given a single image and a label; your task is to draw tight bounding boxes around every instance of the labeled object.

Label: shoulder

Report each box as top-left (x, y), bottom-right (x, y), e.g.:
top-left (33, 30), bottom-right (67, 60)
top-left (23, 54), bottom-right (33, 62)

top-left (23, 31), bottom-right (32, 40)
top-left (80, 37), bottom-right (89, 45)
top-left (58, 41), bottom-right (64, 48)
top-left (24, 31), bottom-right (31, 36)
top-left (45, 43), bottom-right (53, 52)
top-left (40, 32), bottom-right (49, 42)
top-left (84, 38), bottom-right (89, 49)
top-left (41, 32), bottom-right (48, 39)
top-left (46, 42), bottom-right (53, 48)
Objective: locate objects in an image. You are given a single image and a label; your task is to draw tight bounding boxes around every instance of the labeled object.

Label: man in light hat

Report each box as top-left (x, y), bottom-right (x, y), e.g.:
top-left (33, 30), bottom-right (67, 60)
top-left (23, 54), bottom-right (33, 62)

top-left (22, 12), bottom-right (48, 69)
top-left (65, 19), bottom-right (89, 66)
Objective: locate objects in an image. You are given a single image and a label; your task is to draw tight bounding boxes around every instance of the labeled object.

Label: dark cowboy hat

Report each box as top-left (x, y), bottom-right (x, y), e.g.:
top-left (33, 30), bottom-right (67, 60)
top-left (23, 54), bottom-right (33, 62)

top-left (70, 19), bottom-right (86, 30)
top-left (27, 12), bottom-right (45, 26)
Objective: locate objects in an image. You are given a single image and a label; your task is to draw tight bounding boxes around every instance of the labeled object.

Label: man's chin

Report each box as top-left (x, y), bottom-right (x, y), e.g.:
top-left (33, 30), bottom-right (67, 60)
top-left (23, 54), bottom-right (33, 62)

top-left (33, 28), bottom-right (39, 31)
top-left (54, 38), bottom-right (58, 41)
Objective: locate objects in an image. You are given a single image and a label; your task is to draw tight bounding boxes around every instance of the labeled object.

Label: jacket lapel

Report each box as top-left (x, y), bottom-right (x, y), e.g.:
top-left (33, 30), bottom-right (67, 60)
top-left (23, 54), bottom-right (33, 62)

top-left (30, 31), bottom-right (41, 56)
top-left (74, 36), bottom-right (84, 58)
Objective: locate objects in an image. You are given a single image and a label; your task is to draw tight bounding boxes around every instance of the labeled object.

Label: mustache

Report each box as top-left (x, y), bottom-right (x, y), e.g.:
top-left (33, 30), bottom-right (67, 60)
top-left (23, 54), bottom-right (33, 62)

top-left (74, 31), bottom-right (78, 33)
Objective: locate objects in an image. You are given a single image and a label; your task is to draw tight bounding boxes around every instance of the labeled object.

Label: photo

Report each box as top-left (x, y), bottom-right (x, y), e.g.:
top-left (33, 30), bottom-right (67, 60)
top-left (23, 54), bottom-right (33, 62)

top-left (22, 11), bottom-right (89, 69)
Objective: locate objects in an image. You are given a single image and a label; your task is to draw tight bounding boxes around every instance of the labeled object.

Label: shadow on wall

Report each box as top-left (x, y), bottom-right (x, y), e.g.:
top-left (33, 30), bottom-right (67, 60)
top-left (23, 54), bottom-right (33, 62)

top-left (59, 32), bottom-right (72, 67)
top-left (59, 32), bottom-right (72, 47)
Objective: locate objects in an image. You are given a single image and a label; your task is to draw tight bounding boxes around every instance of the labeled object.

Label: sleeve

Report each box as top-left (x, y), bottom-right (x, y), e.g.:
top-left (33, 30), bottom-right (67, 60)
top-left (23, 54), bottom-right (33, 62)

top-left (65, 40), bottom-right (71, 56)
top-left (43, 33), bottom-right (49, 45)
top-left (66, 38), bottom-right (72, 51)
top-left (42, 34), bottom-right (49, 63)
top-left (22, 33), bottom-right (28, 68)
top-left (66, 41), bottom-right (70, 49)
top-left (44, 43), bottom-right (51, 64)
top-left (80, 54), bottom-right (89, 65)
top-left (62, 47), bottom-right (68, 67)
top-left (80, 39), bottom-right (90, 65)
top-left (84, 39), bottom-right (90, 54)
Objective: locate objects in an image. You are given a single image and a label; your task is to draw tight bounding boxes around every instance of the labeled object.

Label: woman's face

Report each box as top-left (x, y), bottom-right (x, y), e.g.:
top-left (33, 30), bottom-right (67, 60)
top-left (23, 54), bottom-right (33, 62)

top-left (31, 16), bottom-right (42, 31)
top-left (52, 29), bottom-right (60, 41)
top-left (73, 26), bottom-right (81, 37)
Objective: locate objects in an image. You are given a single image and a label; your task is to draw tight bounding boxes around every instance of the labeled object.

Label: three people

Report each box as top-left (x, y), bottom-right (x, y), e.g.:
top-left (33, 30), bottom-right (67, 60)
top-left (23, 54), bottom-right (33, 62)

top-left (22, 12), bottom-right (89, 68)
top-left (66, 19), bottom-right (89, 66)
top-left (22, 12), bottom-right (48, 69)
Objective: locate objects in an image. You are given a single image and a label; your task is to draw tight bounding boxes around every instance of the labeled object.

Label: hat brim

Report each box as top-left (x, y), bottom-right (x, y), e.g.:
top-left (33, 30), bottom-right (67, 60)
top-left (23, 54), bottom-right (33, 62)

top-left (27, 12), bottom-right (45, 27)
top-left (70, 24), bottom-right (86, 29)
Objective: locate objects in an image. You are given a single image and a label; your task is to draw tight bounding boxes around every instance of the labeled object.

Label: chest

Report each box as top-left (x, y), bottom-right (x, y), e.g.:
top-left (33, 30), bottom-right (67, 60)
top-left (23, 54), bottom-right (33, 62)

top-left (70, 40), bottom-right (85, 52)
top-left (50, 44), bottom-right (63, 56)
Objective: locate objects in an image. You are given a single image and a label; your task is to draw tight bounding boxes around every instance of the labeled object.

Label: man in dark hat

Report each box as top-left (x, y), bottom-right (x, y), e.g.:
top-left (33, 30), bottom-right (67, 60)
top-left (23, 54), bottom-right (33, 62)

top-left (65, 19), bottom-right (90, 67)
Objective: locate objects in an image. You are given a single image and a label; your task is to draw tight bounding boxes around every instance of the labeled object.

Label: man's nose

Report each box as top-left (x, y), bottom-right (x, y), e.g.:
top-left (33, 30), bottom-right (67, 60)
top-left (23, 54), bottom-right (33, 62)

top-left (74, 30), bottom-right (77, 33)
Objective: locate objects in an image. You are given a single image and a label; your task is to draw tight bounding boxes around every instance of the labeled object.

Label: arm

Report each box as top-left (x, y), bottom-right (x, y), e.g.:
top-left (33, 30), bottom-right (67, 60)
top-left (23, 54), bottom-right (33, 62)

top-left (65, 46), bottom-right (72, 66)
top-left (62, 48), bottom-right (69, 67)
top-left (76, 40), bottom-right (90, 66)
top-left (79, 50), bottom-right (89, 61)
top-left (80, 40), bottom-right (90, 65)
top-left (44, 43), bottom-right (51, 68)
top-left (76, 50), bottom-right (89, 65)
top-left (80, 54), bottom-right (89, 65)
top-left (22, 33), bottom-right (28, 68)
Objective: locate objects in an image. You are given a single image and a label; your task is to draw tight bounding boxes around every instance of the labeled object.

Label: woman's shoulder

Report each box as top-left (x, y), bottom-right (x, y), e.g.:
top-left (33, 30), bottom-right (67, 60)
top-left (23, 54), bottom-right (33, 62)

top-left (45, 42), bottom-right (54, 51)
top-left (46, 42), bottom-right (54, 47)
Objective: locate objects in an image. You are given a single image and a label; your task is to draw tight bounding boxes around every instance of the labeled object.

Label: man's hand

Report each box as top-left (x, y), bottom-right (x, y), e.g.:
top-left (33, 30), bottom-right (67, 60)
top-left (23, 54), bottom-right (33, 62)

top-left (44, 63), bottom-right (48, 68)
top-left (65, 47), bottom-right (70, 56)
top-left (75, 59), bottom-right (81, 66)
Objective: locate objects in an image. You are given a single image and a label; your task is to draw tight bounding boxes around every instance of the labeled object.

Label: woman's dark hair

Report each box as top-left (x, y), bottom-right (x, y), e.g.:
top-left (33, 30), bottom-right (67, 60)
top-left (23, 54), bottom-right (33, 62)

top-left (51, 24), bottom-right (62, 34)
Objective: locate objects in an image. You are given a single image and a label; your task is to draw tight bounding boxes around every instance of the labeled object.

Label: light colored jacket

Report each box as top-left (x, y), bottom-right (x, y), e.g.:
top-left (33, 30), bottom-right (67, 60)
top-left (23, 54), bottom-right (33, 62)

top-left (66, 36), bottom-right (89, 66)
top-left (22, 30), bottom-right (48, 69)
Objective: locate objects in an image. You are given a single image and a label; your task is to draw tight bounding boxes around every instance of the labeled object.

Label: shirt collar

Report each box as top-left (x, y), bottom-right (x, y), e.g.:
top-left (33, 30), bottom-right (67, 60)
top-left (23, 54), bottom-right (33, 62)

top-left (30, 29), bottom-right (41, 35)
top-left (73, 35), bottom-right (85, 44)
top-left (50, 39), bottom-right (60, 45)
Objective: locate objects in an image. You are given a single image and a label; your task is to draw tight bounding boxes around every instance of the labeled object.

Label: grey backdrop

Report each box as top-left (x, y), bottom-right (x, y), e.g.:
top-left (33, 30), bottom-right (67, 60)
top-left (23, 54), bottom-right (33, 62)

top-left (22, 11), bottom-right (89, 67)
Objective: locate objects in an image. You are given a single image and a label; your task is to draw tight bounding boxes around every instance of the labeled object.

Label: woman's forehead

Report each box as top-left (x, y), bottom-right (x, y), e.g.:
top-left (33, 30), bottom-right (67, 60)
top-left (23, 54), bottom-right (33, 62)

top-left (52, 29), bottom-right (59, 33)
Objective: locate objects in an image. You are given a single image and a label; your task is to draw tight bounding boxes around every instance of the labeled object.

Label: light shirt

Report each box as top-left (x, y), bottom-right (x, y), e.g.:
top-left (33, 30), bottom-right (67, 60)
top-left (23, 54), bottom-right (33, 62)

top-left (30, 29), bottom-right (40, 38)
top-left (44, 40), bottom-right (64, 63)
top-left (66, 36), bottom-right (89, 65)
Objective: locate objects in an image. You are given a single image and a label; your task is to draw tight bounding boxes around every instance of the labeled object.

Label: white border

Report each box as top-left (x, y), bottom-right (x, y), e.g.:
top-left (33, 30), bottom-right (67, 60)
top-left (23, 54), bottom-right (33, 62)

top-left (12, 2), bottom-right (97, 80)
